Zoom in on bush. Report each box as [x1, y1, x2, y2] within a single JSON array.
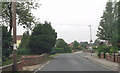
[[97, 45, 119, 58], [2, 25, 12, 62], [52, 48, 72, 53], [28, 22, 57, 55], [64, 48, 72, 53], [17, 48, 31, 55], [97, 45, 110, 58], [110, 46, 119, 54], [56, 39, 72, 53], [54, 48, 65, 53]]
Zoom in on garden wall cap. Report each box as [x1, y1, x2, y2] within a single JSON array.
[[106, 53, 109, 54]]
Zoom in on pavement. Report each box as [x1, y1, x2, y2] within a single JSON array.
[[35, 51, 112, 72], [83, 52, 118, 71]]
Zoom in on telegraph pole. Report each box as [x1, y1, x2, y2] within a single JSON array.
[[12, 2, 17, 71]]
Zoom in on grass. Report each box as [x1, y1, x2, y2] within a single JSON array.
[[49, 54, 57, 58], [2, 54, 29, 66], [2, 58, 12, 66], [2, 54, 56, 66], [0, 59, 2, 62], [2, 53, 59, 66]]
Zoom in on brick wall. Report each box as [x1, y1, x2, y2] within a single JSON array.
[[100, 52, 104, 59], [101, 52, 120, 63], [83, 49, 92, 53], [21, 54, 44, 66], [2, 53, 48, 71], [2, 62, 23, 71]]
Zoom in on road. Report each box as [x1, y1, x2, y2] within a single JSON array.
[[37, 51, 112, 71]]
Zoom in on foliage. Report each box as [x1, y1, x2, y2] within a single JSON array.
[[92, 46, 97, 50], [19, 31, 30, 49], [17, 48, 31, 55], [97, 1, 119, 46], [98, 45, 111, 53], [97, 45, 111, 58], [28, 21, 57, 55], [118, 1, 120, 48], [56, 39, 72, 53], [0, 25, 2, 58], [2, 57, 12, 66], [73, 41, 80, 49], [18, 31, 31, 55], [110, 46, 119, 54], [80, 42, 88, 49], [53, 48, 65, 53], [1, 2, 40, 33], [93, 39, 100, 46], [2, 25, 12, 61]]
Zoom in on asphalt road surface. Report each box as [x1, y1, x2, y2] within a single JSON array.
[[38, 51, 112, 71]]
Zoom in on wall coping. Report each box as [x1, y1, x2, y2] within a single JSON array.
[[2, 62, 21, 69]]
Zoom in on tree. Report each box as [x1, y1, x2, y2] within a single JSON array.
[[80, 42, 88, 49], [28, 21, 57, 55], [1, 2, 40, 34], [56, 39, 72, 53], [1, 25, 12, 61], [73, 40, 80, 49], [19, 31, 30, 49], [118, 1, 120, 48], [0, 25, 2, 61], [97, 0, 119, 46], [93, 39, 100, 46]]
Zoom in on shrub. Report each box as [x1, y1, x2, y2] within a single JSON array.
[[28, 22, 57, 55], [17, 48, 31, 55], [56, 39, 72, 53], [110, 46, 119, 54], [54, 48, 65, 53], [97, 45, 110, 58]]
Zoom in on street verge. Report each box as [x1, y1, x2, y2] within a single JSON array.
[[83, 53, 118, 71]]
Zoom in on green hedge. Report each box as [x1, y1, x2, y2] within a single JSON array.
[[17, 48, 31, 55], [53, 48, 72, 53], [97, 45, 119, 58]]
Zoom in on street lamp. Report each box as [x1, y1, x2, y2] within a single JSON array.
[[89, 25, 93, 56]]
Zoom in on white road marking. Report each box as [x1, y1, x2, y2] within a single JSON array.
[[34, 61, 50, 73]]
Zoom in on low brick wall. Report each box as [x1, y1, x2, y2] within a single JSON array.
[[100, 52, 104, 59], [101, 52, 120, 63], [2, 64, 13, 71], [105, 53, 109, 60], [2, 62, 23, 71], [21, 53, 48, 66], [83, 49, 92, 53], [21, 55, 44, 66], [2, 53, 48, 71]]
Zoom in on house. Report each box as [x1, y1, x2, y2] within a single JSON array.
[[16, 35, 22, 47], [68, 42, 73, 47], [100, 40, 112, 46], [86, 44, 90, 49]]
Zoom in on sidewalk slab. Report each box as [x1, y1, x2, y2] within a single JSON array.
[[83, 53, 118, 71]]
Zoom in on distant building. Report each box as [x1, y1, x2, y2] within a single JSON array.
[[100, 40, 112, 46], [68, 42, 73, 47], [16, 35, 22, 47], [86, 44, 90, 49]]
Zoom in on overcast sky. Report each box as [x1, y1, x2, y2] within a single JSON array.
[[17, 0, 108, 43]]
